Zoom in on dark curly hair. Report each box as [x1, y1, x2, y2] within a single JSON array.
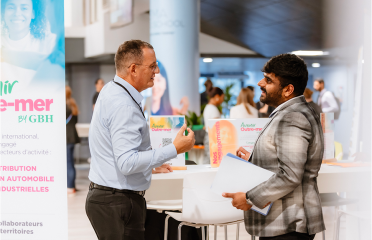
[[262, 53, 308, 96], [1, 0, 47, 39]]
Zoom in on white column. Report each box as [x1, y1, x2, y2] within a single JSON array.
[[150, 0, 200, 115]]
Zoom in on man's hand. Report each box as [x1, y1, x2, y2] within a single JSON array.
[[222, 192, 252, 211], [236, 147, 251, 161], [223, 192, 271, 210], [173, 124, 195, 154], [152, 164, 173, 174]]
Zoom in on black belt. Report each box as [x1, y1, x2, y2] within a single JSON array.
[[89, 182, 146, 197]]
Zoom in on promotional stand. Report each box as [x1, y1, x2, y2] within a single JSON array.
[[0, 1, 67, 239]]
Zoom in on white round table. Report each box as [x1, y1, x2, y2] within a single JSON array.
[[145, 164, 370, 201]]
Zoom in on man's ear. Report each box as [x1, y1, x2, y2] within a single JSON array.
[[129, 64, 136, 76], [284, 84, 295, 98]]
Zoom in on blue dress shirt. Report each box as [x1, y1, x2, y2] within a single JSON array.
[[88, 75, 177, 190]]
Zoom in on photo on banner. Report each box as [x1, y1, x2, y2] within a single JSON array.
[[1, 0, 67, 239], [151, 60, 189, 115], [1, 0, 65, 89]]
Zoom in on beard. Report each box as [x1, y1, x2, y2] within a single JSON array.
[[259, 87, 283, 107]]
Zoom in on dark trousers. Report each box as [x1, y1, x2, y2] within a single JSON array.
[[85, 187, 146, 240], [66, 143, 76, 188], [259, 232, 316, 240]]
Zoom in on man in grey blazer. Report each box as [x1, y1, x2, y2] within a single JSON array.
[[223, 54, 325, 240]]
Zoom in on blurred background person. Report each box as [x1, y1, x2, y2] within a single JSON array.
[[92, 78, 105, 110], [304, 88, 322, 116], [151, 61, 189, 115], [203, 87, 224, 163], [230, 88, 258, 118], [66, 86, 80, 194], [247, 86, 255, 96], [256, 101, 275, 118], [313, 78, 339, 114], [200, 78, 213, 108]]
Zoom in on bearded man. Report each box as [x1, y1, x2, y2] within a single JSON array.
[[224, 54, 325, 240]]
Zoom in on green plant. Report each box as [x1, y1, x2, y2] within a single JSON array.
[[185, 111, 203, 128], [223, 83, 235, 107]]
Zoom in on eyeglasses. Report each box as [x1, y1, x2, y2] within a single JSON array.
[[127, 62, 159, 72]]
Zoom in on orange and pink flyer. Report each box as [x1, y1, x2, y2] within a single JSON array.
[[208, 118, 269, 168]]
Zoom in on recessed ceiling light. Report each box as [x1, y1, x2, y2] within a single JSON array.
[[312, 63, 321, 68], [203, 58, 213, 63], [291, 51, 329, 56]]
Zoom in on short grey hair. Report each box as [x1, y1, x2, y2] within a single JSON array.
[[115, 40, 154, 72]]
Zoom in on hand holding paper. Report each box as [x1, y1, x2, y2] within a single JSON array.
[[222, 192, 271, 211], [236, 147, 251, 161], [222, 192, 252, 211], [211, 153, 275, 216]]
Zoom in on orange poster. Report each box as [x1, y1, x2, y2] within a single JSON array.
[[208, 119, 269, 168]]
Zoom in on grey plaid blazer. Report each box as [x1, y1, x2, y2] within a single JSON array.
[[245, 96, 325, 237]]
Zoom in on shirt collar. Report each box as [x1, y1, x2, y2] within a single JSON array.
[[114, 75, 144, 105], [320, 88, 327, 94], [269, 95, 304, 118]]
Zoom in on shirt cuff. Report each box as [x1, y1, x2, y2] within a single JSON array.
[[162, 143, 178, 160], [153, 143, 178, 168]]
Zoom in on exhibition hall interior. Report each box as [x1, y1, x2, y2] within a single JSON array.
[[0, 0, 370, 239], [62, 0, 371, 239]]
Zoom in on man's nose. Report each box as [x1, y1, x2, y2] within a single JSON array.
[[154, 67, 160, 74], [257, 78, 265, 87]]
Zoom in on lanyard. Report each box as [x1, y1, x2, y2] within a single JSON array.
[[113, 80, 145, 119]]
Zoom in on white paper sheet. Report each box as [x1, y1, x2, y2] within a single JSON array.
[[211, 153, 275, 216]]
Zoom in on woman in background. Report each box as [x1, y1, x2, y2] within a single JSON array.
[[66, 86, 80, 194], [151, 61, 189, 115], [203, 87, 224, 164], [230, 88, 258, 118]]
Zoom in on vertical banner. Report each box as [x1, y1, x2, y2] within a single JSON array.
[[0, 0, 67, 239], [150, 0, 200, 115], [349, 47, 363, 158]]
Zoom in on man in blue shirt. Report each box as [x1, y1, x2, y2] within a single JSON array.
[[86, 40, 195, 240]]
